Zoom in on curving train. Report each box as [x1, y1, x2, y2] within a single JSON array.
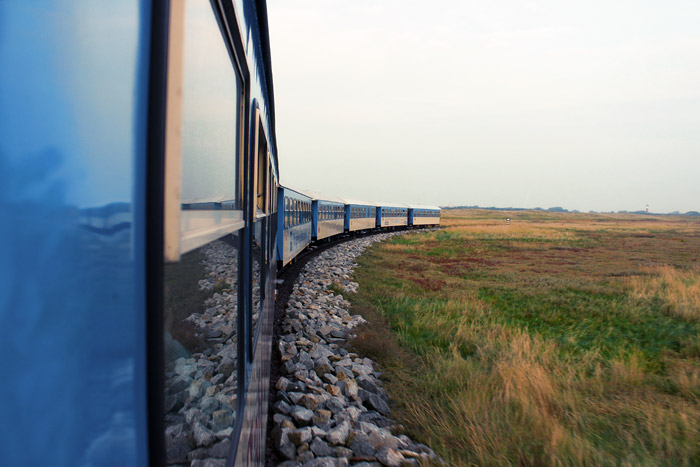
[[277, 186, 440, 267], [0, 0, 438, 466]]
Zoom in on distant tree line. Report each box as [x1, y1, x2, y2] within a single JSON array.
[[442, 205, 700, 217]]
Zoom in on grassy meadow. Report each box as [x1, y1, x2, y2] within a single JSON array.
[[346, 210, 700, 466]]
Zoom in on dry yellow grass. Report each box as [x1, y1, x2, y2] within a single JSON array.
[[628, 266, 700, 321], [348, 209, 700, 466]]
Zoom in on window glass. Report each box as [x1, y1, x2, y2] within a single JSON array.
[[252, 218, 265, 341], [180, 0, 240, 207], [163, 232, 241, 464], [164, 3, 242, 460], [256, 127, 267, 213]]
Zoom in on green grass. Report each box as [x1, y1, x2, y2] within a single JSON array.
[[347, 211, 700, 466]]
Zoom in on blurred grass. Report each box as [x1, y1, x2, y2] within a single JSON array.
[[348, 210, 700, 466]]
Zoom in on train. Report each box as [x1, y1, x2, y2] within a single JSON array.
[[0, 1, 439, 466], [277, 187, 440, 267]]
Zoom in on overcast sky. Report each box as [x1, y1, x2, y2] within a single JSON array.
[[267, 0, 700, 213]]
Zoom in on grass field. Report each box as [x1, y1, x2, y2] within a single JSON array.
[[346, 210, 700, 466]]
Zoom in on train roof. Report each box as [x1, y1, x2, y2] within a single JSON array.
[[281, 185, 313, 199], [406, 203, 442, 210], [285, 189, 441, 211], [375, 202, 411, 209], [295, 189, 346, 204], [335, 196, 381, 207]]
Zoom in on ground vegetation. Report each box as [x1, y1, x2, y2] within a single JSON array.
[[348, 210, 700, 466]]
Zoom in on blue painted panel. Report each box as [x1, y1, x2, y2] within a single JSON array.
[[0, 2, 150, 465], [311, 200, 319, 239], [277, 187, 312, 264], [277, 189, 286, 262]]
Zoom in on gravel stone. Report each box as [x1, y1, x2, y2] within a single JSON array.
[[270, 232, 443, 465]]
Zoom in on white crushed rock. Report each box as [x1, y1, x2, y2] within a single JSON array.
[[272, 233, 444, 466]]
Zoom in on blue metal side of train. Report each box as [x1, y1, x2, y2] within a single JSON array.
[[1, 0, 280, 465], [303, 191, 345, 241], [276, 190, 441, 267], [0, 1, 440, 466], [341, 198, 378, 232], [408, 205, 442, 226], [277, 186, 312, 266]]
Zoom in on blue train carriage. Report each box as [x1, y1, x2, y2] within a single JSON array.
[[378, 203, 410, 228], [408, 204, 442, 227], [339, 198, 379, 232], [298, 190, 346, 241], [1, 0, 279, 465], [277, 186, 313, 266]]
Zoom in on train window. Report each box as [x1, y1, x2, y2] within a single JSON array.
[[163, 2, 244, 460], [165, 0, 245, 260], [163, 230, 242, 464], [268, 163, 274, 214], [285, 197, 290, 228], [251, 217, 265, 346], [255, 119, 268, 214]]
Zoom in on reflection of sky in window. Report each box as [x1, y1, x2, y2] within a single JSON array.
[[0, 2, 140, 208], [0, 2, 148, 466], [181, 0, 240, 204]]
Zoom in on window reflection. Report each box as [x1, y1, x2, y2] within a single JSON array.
[[163, 232, 240, 464], [180, 0, 240, 207], [251, 219, 265, 340]]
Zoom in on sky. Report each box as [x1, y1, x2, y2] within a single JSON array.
[[267, 0, 700, 213]]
